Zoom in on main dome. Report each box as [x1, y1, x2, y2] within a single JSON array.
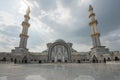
[[55, 39, 65, 43]]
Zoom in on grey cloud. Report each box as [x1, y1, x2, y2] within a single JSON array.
[[29, 0, 120, 48], [0, 25, 20, 37], [30, 0, 57, 16], [91, 0, 120, 36], [1, 0, 118, 52]]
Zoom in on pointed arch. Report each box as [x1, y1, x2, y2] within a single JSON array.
[[115, 56, 119, 61], [92, 55, 98, 63], [22, 56, 28, 63], [104, 58, 106, 63], [14, 58, 17, 64], [2, 57, 6, 61], [11, 58, 13, 62], [107, 57, 111, 61], [48, 42, 71, 62]]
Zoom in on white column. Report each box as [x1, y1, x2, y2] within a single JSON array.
[[19, 7, 30, 49], [54, 56, 57, 62], [92, 37, 95, 47], [96, 36, 101, 46], [62, 56, 65, 62]]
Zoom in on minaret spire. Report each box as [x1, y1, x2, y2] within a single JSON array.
[[88, 5, 101, 47], [19, 6, 30, 48], [26, 6, 30, 15]]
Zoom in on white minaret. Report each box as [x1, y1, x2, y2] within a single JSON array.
[[89, 5, 101, 47], [19, 6, 30, 48]]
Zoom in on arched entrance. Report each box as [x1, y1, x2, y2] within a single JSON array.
[[11, 58, 13, 62], [115, 56, 119, 61], [77, 60, 81, 63], [48, 41, 72, 63], [92, 55, 98, 63], [22, 56, 28, 63], [2, 57, 6, 61], [104, 58, 106, 63], [107, 57, 111, 61], [14, 58, 17, 64], [39, 60, 41, 63]]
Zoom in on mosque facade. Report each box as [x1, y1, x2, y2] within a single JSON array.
[[0, 5, 120, 64]]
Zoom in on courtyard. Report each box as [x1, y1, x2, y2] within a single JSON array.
[[0, 63, 120, 80]]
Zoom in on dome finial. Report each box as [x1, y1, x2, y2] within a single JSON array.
[[89, 5, 93, 11], [26, 6, 30, 15]]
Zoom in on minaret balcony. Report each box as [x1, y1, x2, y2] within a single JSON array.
[[89, 20, 98, 26], [20, 34, 29, 38], [24, 15, 30, 19], [91, 33, 100, 37], [89, 5, 93, 11], [89, 13, 95, 18], [22, 21, 30, 27]]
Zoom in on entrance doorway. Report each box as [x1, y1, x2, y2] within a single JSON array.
[[92, 55, 98, 63], [57, 59, 62, 62], [22, 56, 28, 63], [48, 40, 71, 63], [104, 58, 106, 63], [115, 57, 119, 61], [14, 58, 17, 64]]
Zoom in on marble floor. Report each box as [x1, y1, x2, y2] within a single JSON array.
[[0, 63, 120, 80]]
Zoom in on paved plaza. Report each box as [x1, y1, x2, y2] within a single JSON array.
[[0, 63, 120, 80]]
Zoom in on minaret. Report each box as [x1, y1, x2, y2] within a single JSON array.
[[89, 5, 101, 47], [19, 6, 30, 49]]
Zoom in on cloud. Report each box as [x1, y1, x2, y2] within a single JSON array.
[[28, 0, 120, 52], [101, 28, 120, 51], [91, 0, 120, 35], [0, 10, 20, 52], [0, 0, 120, 52], [0, 11, 17, 26], [0, 32, 19, 52], [48, 0, 72, 25]]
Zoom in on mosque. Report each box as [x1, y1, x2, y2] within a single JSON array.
[[0, 5, 120, 63]]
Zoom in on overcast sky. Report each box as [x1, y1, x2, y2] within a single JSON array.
[[0, 0, 120, 52]]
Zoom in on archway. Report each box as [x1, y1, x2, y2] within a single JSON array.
[[65, 60, 67, 63], [52, 60, 54, 63], [57, 59, 62, 62], [115, 57, 119, 61], [2, 57, 6, 61], [14, 58, 17, 64], [104, 58, 106, 63], [107, 57, 111, 61], [22, 56, 28, 63], [77, 60, 81, 63], [11, 58, 13, 62], [92, 55, 98, 63], [48, 42, 71, 63], [39, 60, 41, 63]]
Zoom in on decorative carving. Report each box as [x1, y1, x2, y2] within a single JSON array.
[[47, 39, 72, 62]]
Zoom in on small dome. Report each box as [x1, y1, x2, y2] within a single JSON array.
[[55, 39, 65, 43]]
